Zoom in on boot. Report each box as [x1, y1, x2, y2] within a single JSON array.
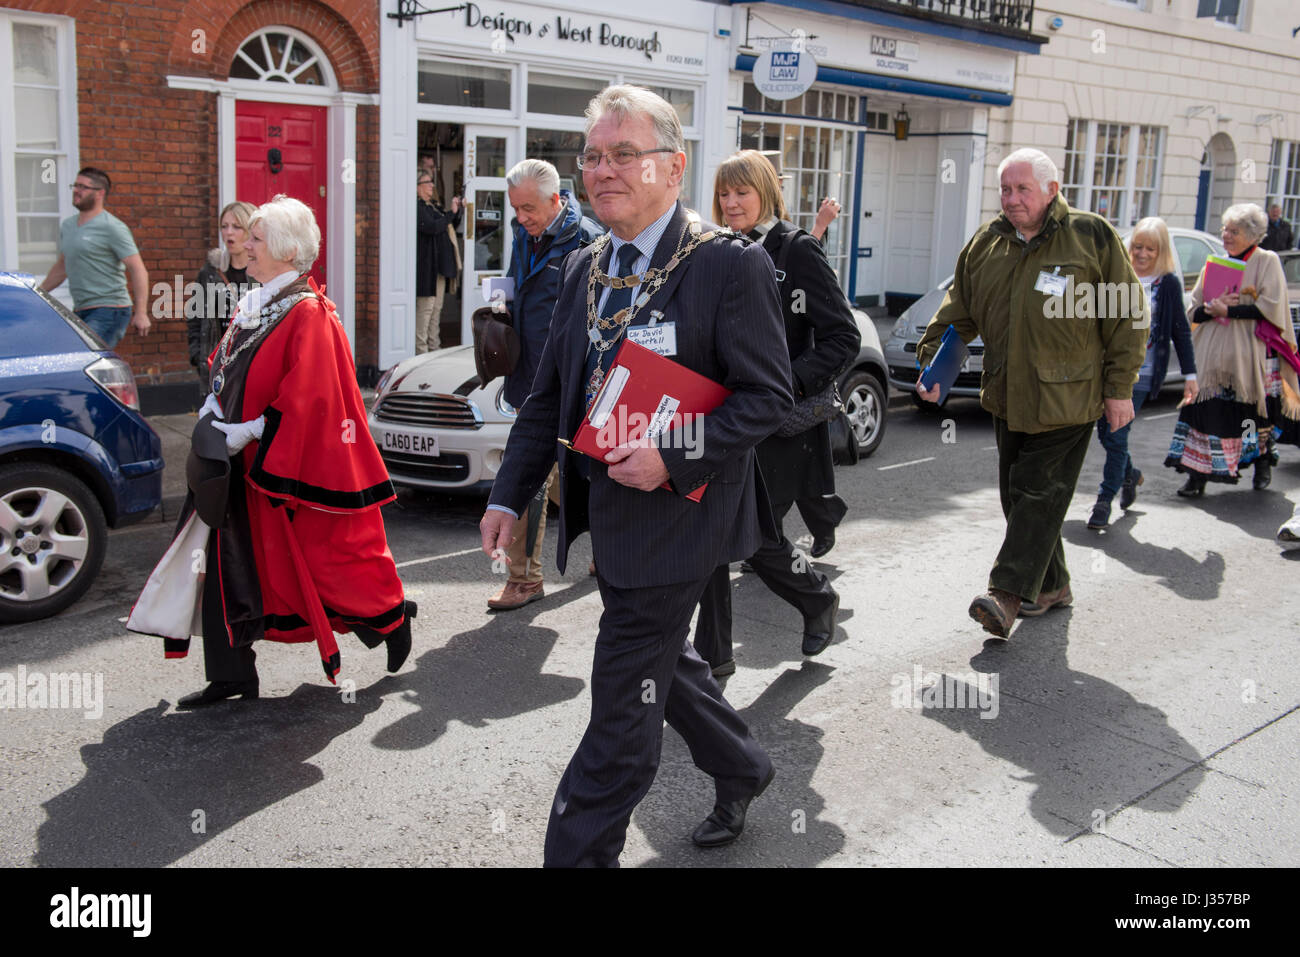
[[1253, 446, 1273, 489], [1177, 473, 1207, 498], [1087, 497, 1112, 529]]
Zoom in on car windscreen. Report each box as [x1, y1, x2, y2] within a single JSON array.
[[0, 279, 103, 358], [1280, 255, 1300, 287]]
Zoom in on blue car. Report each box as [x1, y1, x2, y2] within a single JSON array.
[[0, 273, 163, 622]]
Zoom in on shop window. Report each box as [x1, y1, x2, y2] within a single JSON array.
[[528, 73, 607, 117], [231, 30, 327, 86], [1062, 118, 1164, 227], [2, 15, 72, 277], [648, 86, 695, 128], [1267, 140, 1300, 230], [739, 114, 855, 288], [419, 60, 510, 110]]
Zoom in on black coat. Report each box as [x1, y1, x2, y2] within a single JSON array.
[[488, 203, 793, 588], [503, 190, 603, 410], [416, 201, 462, 296], [1143, 271, 1196, 394], [753, 221, 861, 506], [1263, 217, 1294, 253]]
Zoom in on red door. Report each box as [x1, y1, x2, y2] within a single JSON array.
[[235, 101, 328, 289]]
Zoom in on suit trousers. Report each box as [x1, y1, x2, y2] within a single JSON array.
[[200, 543, 257, 682], [692, 499, 834, 668], [543, 571, 773, 867], [989, 416, 1094, 602]]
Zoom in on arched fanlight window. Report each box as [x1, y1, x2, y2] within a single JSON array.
[[230, 28, 333, 87]]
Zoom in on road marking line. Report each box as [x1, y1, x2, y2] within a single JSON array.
[[396, 546, 484, 568], [982, 445, 998, 451], [878, 457, 936, 471], [1143, 412, 1178, 420]]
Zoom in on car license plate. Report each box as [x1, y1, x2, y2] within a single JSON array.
[[381, 428, 439, 458], [962, 354, 982, 374]]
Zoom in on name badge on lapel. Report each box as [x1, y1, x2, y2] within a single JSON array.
[[627, 321, 677, 356], [1034, 267, 1069, 297]]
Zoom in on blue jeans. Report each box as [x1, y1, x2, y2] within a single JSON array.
[[75, 305, 131, 348], [1095, 388, 1149, 500]]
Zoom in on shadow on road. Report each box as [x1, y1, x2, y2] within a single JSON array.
[[1061, 512, 1225, 601], [370, 578, 592, 751], [34, 682, 386, 867], [919, 609, 1206, 840], [635, 660, 846, 866]]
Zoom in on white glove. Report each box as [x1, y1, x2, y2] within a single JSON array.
[[1277, 503, 1300, 551], [199, 392, 224, 421], [212, 415, 265, 454]]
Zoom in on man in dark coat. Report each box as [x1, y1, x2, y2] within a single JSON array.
[[1263, 204, 1294, 252], [488, 160, 602, 612], [415, 169, 462, 352], [479, 85, 791, 866]]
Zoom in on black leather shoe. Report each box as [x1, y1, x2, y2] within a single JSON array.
[[691, 765, 776, 848], [1253, 456, 1272, 490], [711, 659, 736, 678], [801, 589, 840, 656], [1177, 474, 1207, 498], [1119, 468, 1143, 509], [810, 530, 835, 559], [177, 679, 258, 709]]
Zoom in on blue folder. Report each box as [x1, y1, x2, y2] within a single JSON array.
[[918, 325, 969, 404]]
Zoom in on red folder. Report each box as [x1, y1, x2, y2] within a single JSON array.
[[563, 339, 731, 502]]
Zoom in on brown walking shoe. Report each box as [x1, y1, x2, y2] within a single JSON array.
[[487, 580, 544, 611], [968, 588, 1022, 639], [1018, 584, 1073, 618]]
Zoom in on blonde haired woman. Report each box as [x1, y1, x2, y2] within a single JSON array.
[[1088, 217, 1197, 527], [694, 150, 860, 672], [1166, 203, 1299, 495], [189, 200, 258, 390]]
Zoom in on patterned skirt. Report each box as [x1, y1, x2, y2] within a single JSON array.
[[1265, 356, 1300, 447], [1164, 383, 1268, 483]]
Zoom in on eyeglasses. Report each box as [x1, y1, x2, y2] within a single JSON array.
[[71, 183, 105, 192], [576, 148, 674, 171]]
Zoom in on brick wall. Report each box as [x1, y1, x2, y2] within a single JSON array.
[[13, 0, 380, 388]]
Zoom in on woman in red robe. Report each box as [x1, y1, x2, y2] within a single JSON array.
[[130, 195, 413, 707]]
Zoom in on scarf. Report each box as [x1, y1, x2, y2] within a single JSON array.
[[1188, 246, 1298, 417]]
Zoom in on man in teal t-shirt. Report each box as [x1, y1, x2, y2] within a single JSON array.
[[39, 167, 150, 348]]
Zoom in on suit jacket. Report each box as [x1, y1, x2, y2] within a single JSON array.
[[755, 221, 861, 505], [488, 202, 793, 589]]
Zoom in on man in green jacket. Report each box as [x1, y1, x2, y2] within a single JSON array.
[[917, 148, 1146, 638]]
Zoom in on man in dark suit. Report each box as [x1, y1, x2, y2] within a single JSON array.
[[1263, 203, 1294, 252], [479, 85, 792, 867]]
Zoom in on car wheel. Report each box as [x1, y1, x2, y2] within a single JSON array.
[[0, 463, 107, 624], [841, 370, 887, 458]]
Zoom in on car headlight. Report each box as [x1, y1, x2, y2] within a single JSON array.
[[889, 319, 909, 339], [374, 366, 395, 398], [496, 384, 518, 419]]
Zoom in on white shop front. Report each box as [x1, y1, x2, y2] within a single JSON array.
[[726, 2, 1040, 308], [378, 0, 732, 366]]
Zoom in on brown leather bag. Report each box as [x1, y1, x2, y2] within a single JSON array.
[[471, 305, 519, 386]]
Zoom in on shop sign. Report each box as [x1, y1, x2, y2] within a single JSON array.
[[421, 1, 709, 72], [751, 46, 818, 101]]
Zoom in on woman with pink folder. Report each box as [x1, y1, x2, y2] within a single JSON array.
[[1165, 203, 1299, 494]]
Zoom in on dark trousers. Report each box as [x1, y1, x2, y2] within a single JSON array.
[[200, 547, 257, 682], [795, 493, 847, 540], [544, 573, 772, 867], [990, 417, 1094, 602], [692, 500, 834, 668]]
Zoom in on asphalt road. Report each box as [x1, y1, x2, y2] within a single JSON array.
[[2, 382, 1298, 868]]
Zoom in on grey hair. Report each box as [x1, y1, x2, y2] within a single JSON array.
[[247, 194, 321, 274], [1221, 203, 1268, 243], [583, 84, 685, 154], [998, 148, 1060, 194], [506, 159, 561, 198]]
